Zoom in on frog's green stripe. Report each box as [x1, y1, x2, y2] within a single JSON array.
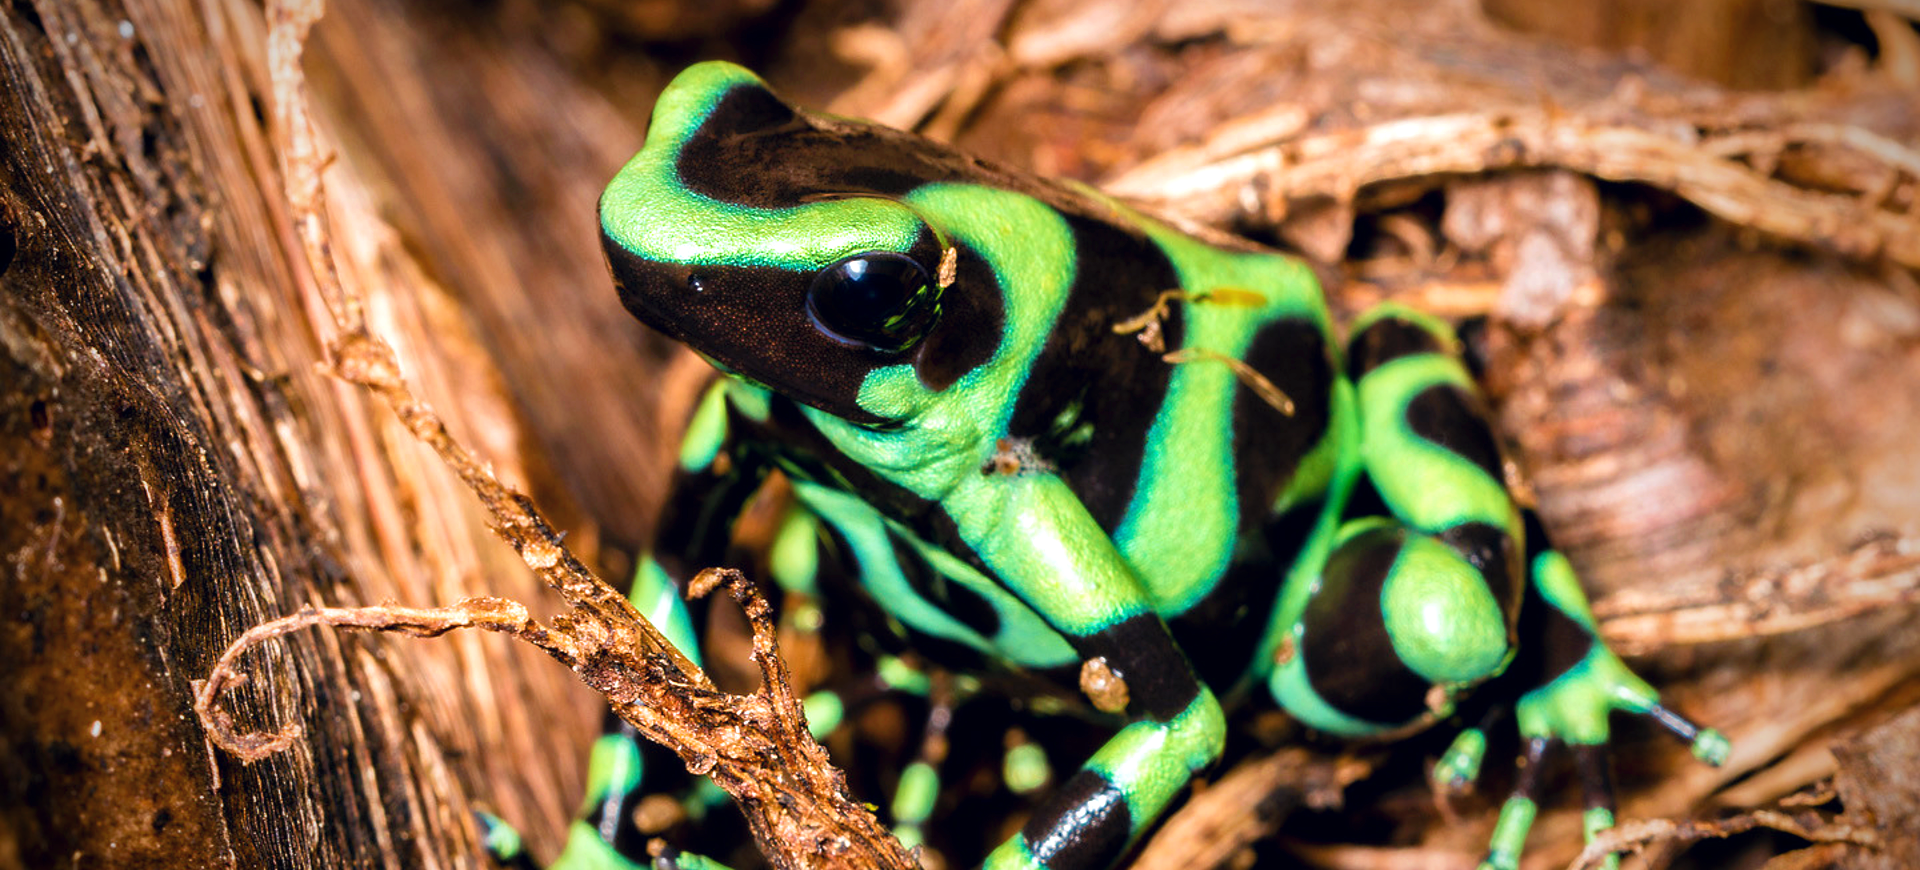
[[678, 380, 732, 472], [1379, 533, 1509, 685], [1117, 216, 1334, 615], [768, 507, 822, 597], [631, 555, 701, 668], [579, 733, 644, 814], [1356, 354, 1516, 536], [985, 692, 1224, 870], [942, 472, 1150, 636], [790, 480, 1077, 668]]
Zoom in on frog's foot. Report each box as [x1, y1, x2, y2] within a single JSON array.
[[1476, 551, 1729, 870], [476, 810, 541, 870]]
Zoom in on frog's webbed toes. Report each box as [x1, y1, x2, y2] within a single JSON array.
[[1473, 669, 1727, 870]]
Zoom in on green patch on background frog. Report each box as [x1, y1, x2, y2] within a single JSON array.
[[488, 61, 1728, 870]]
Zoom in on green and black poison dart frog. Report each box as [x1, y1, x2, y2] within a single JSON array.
[[490, 61, 1731, 870]]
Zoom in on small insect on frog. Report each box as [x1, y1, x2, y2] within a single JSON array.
[[489, 61, 1729, 870]]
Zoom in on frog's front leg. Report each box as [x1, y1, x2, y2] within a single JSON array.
[[953, 472, 1226, 870], [525, 378, 773, 870]]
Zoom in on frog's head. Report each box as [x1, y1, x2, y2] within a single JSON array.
[[600, 62, 1012, 428]]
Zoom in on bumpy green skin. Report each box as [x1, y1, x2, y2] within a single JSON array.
[[511, 61, 1726, 870]]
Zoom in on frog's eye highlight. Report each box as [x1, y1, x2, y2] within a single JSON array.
[[806, 252, 940, 354]]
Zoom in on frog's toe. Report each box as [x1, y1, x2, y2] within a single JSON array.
[[1433, 726, 1489, 794], [1476, 684, 1724, 869], [475, 810, 540, 870], [1646, 702, 1730, 766]]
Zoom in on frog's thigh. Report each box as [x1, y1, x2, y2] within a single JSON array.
[[1276, 521, 1512, 734]]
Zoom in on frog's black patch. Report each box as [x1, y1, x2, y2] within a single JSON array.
[[676, 85, 1039, 209], [1438, 521, 1521, 619], [699, 82, 801, 139], [750, 397, 940, 523], [1233, 317, 1335, 528], [1007, 215, 1183, 532], [1169, 502, 1320, 686], [1022, 769, 1132, 870], [1404, 384, 1505, 483], [910, 241, 1004, 392], [887, 528, 1004, 641], [607, 252, 873, 422], [608, 228, 959, 426], [1532, 590, 1597, 685], [1299, 526, 1432, 726], [651, 461, 773, 581], [676, 85, 916, 206], [1075, 612, 1203, 723], [812, 520, 996, 673], [1345, 314, 1446, 382], [1339, 469, 1391, 524]]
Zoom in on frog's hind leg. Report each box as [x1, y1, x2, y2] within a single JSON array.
[[1478, 528, 1729, 870], [1268, 304, 1526, 736]]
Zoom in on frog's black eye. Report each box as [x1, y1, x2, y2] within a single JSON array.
[[806, 252, 940, 354]]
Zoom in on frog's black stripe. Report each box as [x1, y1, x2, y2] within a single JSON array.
[[1021, 769, 1132, 870], [1533, 590, 1596, 684], [1405, 384, 1505, 483], [1007, 216, 1183, 530], [1300, 527, 1432, 725], [886, 527, 1004, 641], [1437, 521, 1522, 619], [911, 238, 1005, 391], [1233, 318, 1335, 529], [1345, 316, 1447, 382], [1074, 613, 1204, 722], [650, 458, 771, 581], [1170, 502, 1320, 686], [677, 84, 944, 205]]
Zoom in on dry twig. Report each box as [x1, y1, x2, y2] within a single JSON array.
[[1565, 810, 1880, 870], [1107, 112, 1920, 269], [192, 1, 914, 867]]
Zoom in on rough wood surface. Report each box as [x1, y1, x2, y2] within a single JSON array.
[[2, 0, 1916, 869]]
